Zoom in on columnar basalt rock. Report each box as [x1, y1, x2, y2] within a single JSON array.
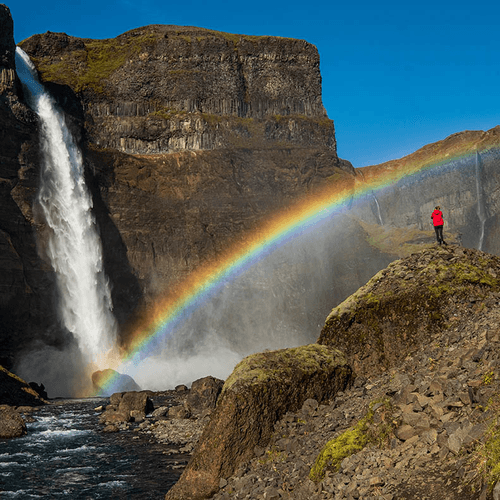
[[19, 26, 337, 155]]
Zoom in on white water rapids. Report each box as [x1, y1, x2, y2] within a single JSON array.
[[15, 48, 118, 370]]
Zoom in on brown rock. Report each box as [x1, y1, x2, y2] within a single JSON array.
[[395, 424, 417, 441], [99, 409, 131, 424], [186, 376, 224, 414], [0, 408, 27, 438], [165, 344, 352, 500]]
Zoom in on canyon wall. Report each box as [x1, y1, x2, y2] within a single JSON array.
[[0, 4, 65, 369], [2, 8, 359, 370], [2, 4, 500, 381]]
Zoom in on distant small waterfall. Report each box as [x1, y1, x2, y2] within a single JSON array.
[[372, 192, 383, 225], [15, 48, 118, 368], [475, 150, 487, 251]]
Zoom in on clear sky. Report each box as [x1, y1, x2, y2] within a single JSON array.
[[7, 0, 500, 167]]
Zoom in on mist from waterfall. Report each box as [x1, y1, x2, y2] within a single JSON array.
[[475, 150, 487, 251], [15, 48, 118, 375]]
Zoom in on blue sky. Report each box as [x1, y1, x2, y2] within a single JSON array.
[[7, 0, 500, 167]]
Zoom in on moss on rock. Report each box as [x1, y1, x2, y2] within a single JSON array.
[[310, 398, 396, 482], [318, 246, 500, 377]]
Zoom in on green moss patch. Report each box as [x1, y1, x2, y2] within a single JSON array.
[[221, 344, 347, 397], [310, 399, 396, 482], [30, 32, 161, 93]]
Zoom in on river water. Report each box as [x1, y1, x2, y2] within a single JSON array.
[[0, 399, 184, 499]]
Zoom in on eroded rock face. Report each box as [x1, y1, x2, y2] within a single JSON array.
[[165, 344, 353, 500], [185, 376, 224, 415]]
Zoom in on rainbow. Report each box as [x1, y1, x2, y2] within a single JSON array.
[[94, 130, 500, 396]]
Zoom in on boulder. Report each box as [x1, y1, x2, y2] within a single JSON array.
[[0, 408, 27, 438], [99, 390, 154, 424], [185, 376, 224, 415], [99, 409, 131, 424], [168, 405, 191, 420], [165, 343, 352, 500], [92, 369, 141, 396]]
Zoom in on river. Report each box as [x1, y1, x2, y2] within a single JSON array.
[[0, 398, 185, 499]]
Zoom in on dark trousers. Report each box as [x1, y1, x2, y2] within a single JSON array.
[[434, 225, 444, 243]]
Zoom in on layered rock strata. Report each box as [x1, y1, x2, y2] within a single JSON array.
[[19, 26, 335, 154]]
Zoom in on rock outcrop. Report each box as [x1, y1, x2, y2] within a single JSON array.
[[318, 245, 500, 377], [0, 364, 46, 406], [91, 368, 142, 396], [165, 344, 352, 499]]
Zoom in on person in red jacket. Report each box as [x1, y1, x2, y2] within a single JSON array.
[[431, 205, 447, 245]]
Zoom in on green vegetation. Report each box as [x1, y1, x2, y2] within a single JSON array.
[[427, 260, 499, 299], [31, 32, 161, 93], [470, 397, 500, 492], [221, 344, 346, 397], [149, 107, 187, 121], [310, 399, 396, 482]]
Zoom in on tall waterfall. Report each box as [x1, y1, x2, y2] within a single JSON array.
[[475, 150, 487, 251], [15, 48, 118, 369]]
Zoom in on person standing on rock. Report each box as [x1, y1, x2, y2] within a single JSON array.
[[431, 205, 447, 245]]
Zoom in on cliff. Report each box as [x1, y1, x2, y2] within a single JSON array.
[[2, 6, 358, 376], [19, 26, 336, 155]]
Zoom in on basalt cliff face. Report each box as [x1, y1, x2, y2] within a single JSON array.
[[19, 25, 335, 154], [15, 22, 355, 322]]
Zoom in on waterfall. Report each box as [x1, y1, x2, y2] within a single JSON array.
[[15, 48, 118, 369], [475, 150, 486, 251], [372, 191, 383, 225]]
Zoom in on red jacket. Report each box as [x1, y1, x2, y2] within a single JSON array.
[[431, 209, 444, 226]]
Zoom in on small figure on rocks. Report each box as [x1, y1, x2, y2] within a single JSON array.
[[431, 205, 447, 245]]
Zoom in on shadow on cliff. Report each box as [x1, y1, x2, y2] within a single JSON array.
[[84, 150, 144, 335]]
